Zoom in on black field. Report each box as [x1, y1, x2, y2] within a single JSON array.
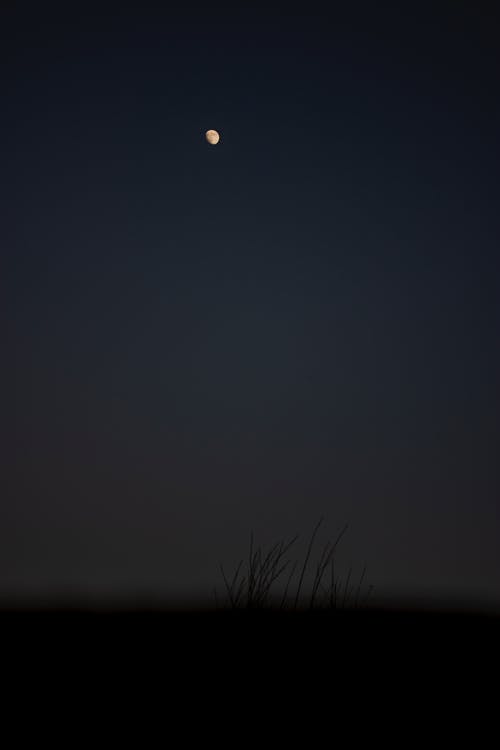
[[3, 602, 496, 729]]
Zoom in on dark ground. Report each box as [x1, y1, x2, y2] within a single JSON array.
[[2, 603, 496, 735], [3, 601, 497, 660]]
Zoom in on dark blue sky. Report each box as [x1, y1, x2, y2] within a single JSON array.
[[2, 2, 499, 606]]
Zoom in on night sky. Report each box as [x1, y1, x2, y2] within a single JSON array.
[[2, 2, 499, 607]]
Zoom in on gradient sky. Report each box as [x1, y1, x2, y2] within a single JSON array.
[[2, 2, 499, 606]]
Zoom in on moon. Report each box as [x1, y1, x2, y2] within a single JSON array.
[[205, 129, 220, 145]]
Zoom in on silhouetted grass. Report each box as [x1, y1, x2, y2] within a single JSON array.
[[215, 517, 373, 611]]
